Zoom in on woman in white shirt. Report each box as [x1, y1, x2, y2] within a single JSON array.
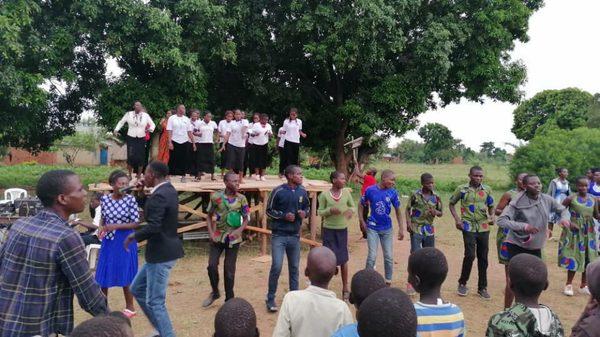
[[282, 107, 307, 169], [220, 109, 249, 183], [190, 110, 218, 181], [249, 113, 273, 181], [167, 104, 195, 177], [114, 101, 156, 179], [245, 112, 261, 178], [277, 127, 286, 178], [218, 111, 234, 178]]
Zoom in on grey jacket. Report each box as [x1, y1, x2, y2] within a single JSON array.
[[497, 191, 569, 250]]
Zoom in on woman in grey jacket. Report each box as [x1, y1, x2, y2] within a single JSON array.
[[497, 174, 571, 260]]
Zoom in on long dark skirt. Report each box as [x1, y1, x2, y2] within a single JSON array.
[[278, 146, 285, 175], [226, 143, 245, 173], [169, 142, 189, 176], [252, 144, 269, 170], [219, 142, 227, 169], [193, 143, 215, 175], [244, 144, 254, 176], [126, 136, 146, 168], [322, 228, 349, 266], [283, 140, 300, 167]]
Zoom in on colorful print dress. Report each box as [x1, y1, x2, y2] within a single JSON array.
[[496, 189, 518, 265], [558, 196, 598, 273]]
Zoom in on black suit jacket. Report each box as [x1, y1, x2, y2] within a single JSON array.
[[135, 182, 184, 263]]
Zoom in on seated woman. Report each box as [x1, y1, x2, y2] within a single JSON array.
[[96, 170, 140, 318]]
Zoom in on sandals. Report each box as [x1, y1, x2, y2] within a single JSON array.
[[122, 309, 137, 319]]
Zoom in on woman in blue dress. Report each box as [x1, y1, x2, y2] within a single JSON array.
[[96, 170, 140, 318]]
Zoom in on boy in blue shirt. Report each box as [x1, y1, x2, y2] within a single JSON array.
[[358, 169, 406, 284]]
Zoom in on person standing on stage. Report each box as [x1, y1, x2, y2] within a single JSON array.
[[276, 126, 286, 178], [167, 104, 195, 178], [218, 110, 234, 178], [281, 108, 307, 168], [265, 165, 310, 313], [449, 166, 495, 300], [202, 172, 250, 307], [249, 113, 273, 181], [245, 112, 261, 179], [114, 101, 156, 179], [221, 109, 249, 184], [157, 110, 173, 164], [125, 161, 184, 337], [191, 110, 218, 181]]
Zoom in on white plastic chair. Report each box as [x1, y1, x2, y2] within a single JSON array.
[[0, 188, 28, 205], [86, 244, 101, 270]]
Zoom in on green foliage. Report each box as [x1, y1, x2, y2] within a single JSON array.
[[512, 88, 596, 141], [51, 132, 103, 166], [509, 127, 600, 186], [479, 141, 508, 162], [392, 139, 426, 163], [587, 94, 600, 128], [418, 123, 456, 163]]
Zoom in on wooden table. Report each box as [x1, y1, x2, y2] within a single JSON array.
[[89, 175, 331, 255]]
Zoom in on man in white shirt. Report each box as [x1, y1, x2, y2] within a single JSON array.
[[272, 246, 353, 337], [114, 101, 156, 179]]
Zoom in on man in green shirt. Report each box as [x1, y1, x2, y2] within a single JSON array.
[[203, 172, 249, 307], [449, 166, 495, 300]]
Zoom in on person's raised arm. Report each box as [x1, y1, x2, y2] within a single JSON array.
[[58, 231, 108, 316]]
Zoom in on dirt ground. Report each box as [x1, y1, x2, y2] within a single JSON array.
[[74, 201, 590, 337]]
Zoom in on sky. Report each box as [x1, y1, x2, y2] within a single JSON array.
[[391, 0, 600, 152]]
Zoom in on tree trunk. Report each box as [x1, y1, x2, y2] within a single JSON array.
[[332, 120, 352, 176]]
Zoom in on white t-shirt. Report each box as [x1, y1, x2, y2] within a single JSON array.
[[529, 306, 553, 335], [190, 120, 217, 144], [249, 122, 272, 146], [218, 120, 232, 143], [227, 119, 249, 148], [283, 118, 302, 143], [167, 115, 191, 144], [277, 127, 286, 148], [114, 111, 156, 138]]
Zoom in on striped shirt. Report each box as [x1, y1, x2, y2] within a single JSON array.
[[0, 210, 108, 337], [415, 301, 465, 337]]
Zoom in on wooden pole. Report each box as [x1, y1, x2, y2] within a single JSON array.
[[309, 191, 318, 241], [246, 225, 321, 247], [260, 190, 268, 255]]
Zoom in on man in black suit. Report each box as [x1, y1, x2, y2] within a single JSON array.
[[125, 161, 184, 337]]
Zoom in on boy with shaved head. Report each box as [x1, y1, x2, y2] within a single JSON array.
[[272, 247, 353, 337]]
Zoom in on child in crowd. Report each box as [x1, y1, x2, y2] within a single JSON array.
[[72, 192, 103, 246], [214, 298, 259, 337], [332, 269, 388, 337], [358, 169, 406, 285], [559, 176, 599, 296], [357, 287, 417, 337], [406, 173, 443, 252], [571, 259, 600, 337], [318, 171, 355, 300], [449, 166, 495, 299], [272, 247, 353, 337], [69, 312, 133, 337], [408, 248, 465, 337], [356, 167, 378, 238], [486, 254, 564, 337]]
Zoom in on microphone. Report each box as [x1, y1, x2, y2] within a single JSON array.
[[118, 186, 136, 194]]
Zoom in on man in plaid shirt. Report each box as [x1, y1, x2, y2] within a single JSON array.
[[0, 170, 108, 337]]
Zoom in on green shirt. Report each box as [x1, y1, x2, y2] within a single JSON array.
[[449, 183, 494, 232], [486, 303, 564, 337], [407, 189, 442, 236], [317, 189, 356, 230], [207, 191, 249, 244]]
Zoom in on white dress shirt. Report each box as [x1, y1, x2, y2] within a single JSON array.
[[167, 115, 192, 144], [114, 111, 156, 138], [272, 286, 354, 337], [226, 119, 249, 148], [282, 118, 302, 143], [218, 120, 232, 143], [190, 120, 217, 144], [249, 122, 272, 146]]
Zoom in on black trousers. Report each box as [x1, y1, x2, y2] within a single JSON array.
[[505, 242, 542, 260], [458, 231, 489, 290], [283, 140, 300, 168], [207, 242, 240, 300], [278, 146, 285, 174], [169, 142, 189, 176]]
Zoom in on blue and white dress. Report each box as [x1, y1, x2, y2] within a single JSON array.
[[95, 194, 139, 288]]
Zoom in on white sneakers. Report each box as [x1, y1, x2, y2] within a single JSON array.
[[580, 285, 591, 295], [564, 284, 592, 296]]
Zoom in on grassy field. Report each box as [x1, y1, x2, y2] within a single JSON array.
[[0, 163, 115, 189]]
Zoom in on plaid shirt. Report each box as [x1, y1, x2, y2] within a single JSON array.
[[0, 210, 108, 337]]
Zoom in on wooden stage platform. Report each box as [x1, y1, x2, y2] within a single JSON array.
[[88, 175, 331, 255]]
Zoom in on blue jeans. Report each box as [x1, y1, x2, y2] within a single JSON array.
[[365, 227, 394, 282], [131, 260, 177, 337], [410, 233, 435, 253], [267, 234, 300, 303]]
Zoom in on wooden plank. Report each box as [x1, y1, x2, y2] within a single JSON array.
[[309, 191, 318, 241], [248, 202, 263, 214], [245, 225, 321, 247], [177, 221, 207, 233], [179, 204, 206, 218]]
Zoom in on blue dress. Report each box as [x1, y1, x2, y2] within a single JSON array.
[[95, 194, 139, 288]]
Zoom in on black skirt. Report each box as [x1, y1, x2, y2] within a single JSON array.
[[195, 143, 215, 174], [284, 140, 300, 167], [322, 228, 349, 266], [169, 142, 189, 176], [278, 146, 285, 174], [252, 144, 269, 170], [126, 136, 146, 168], [218, 142, 227, 169], [226, 143, 245, 173]]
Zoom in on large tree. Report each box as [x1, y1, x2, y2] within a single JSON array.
[[512, 88, 597, 141], [209, 0, 543, 171], [418, 123, 456, 164]]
